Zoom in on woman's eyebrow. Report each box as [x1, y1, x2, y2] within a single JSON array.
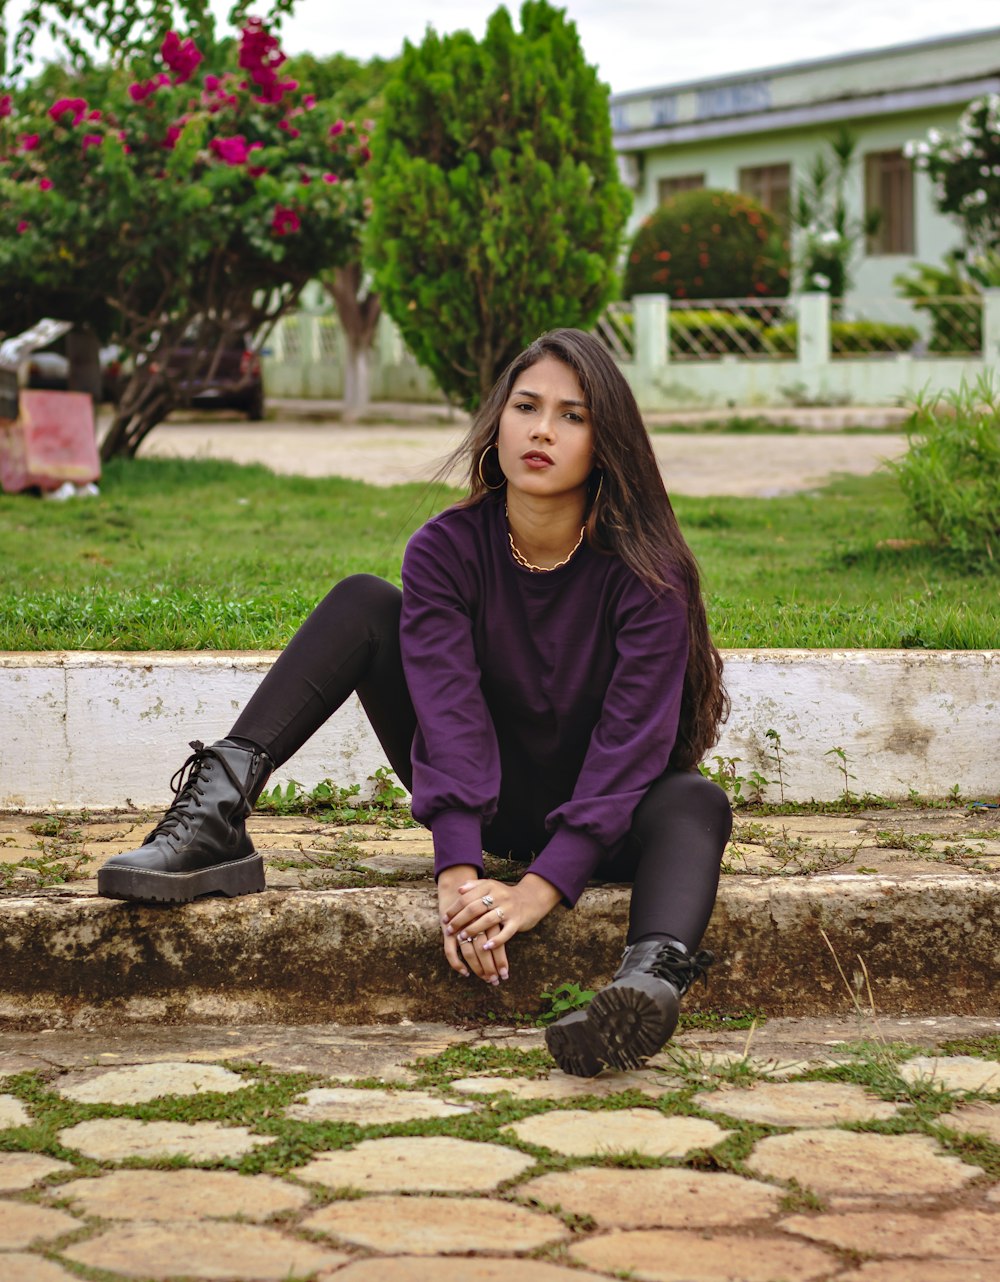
[[511, 387, 589, 409]]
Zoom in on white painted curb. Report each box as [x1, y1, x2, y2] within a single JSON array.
[[1, 650, 997, 809]]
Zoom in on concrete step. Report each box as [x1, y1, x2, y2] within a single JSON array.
[[2, 808, 998, 1029]]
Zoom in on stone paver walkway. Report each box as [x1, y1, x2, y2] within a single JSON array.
[[0, 1016, 998, 1281]]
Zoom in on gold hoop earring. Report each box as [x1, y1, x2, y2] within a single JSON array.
[[477, 444, 505, 491], [591, 471, 604, 507]]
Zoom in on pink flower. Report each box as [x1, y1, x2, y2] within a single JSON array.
[[88, 109, 102, 121], [322, 172, 338, 183], [19, 134, 40, 151], [38, 177, 53, 190], [129, 81, 158, 103], [17, 220, 29, 234], [48, 97, 88, 125], [300, 173, 311, 184], [161, 31, 203, 84], [271, 204, 300, 236], [239, 17, 292, 104], [162, 124, 183, 150], [277, 119, 300, 138], [204, 74, 221, 91], [248, 165, 267, 178], [1, 94, 14, 118], [303, 94, 316, 109], [329, 119, 345, 137], [210, 134, 251, 165], [82, 133, 103, 152]]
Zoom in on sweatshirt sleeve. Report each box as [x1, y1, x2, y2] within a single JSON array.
[[528, 573, 691, 906], [399, 519, 499, 879]]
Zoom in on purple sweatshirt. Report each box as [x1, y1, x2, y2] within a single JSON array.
[[399, 494, 690, 906]]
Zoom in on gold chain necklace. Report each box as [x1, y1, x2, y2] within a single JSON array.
[[505, 505, 585, 573]]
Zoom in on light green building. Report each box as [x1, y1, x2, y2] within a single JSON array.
[[610, 26, 1000, 310]]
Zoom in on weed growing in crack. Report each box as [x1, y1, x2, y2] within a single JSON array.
[[825, 745, 857, 801], [256, 766, 416, 827], [764, 728, 787, 804], [535, 982, 596, 1027]]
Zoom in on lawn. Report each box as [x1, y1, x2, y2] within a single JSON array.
[[1, 455, 996, 649]]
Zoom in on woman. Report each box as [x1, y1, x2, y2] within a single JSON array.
[[98, 328, 732, 1077]]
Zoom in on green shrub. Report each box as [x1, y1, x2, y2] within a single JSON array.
[[889, 377, 1000, 564], [670, 309, 766, 356], [624, 188, 789, 300], [762, 319, 919, 355], [893, 256, 982, 353]]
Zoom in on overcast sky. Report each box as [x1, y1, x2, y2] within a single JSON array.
[[7, 0, 1000, 94]]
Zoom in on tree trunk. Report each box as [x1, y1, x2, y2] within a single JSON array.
[[67, 328, 102, 402], [323, 261, 381, 423], [99, 368, 175, 461], [343, 339, 371, 420]]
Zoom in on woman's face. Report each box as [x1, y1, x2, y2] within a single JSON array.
[[496, 355, 595, 503]]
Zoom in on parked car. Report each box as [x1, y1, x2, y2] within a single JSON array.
[[163, 329, 265, 421]]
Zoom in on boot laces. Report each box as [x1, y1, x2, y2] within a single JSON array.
[[648, 944, 715, 995], [144, 741, 251, 846]]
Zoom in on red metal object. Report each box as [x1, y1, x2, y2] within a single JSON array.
[[0, 389, 101, 494]]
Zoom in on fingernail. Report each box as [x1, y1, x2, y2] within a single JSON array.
[[490, 977, 500, 986], [460, 969, 469, 977], [500, 967, 509, 980], [444, 926, 454, 935], [482, 941, 493, 950]]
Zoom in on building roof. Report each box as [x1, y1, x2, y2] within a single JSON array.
[[612, 25, 1000, 151]]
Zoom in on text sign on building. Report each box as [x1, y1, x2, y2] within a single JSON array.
[[615, 77, 773, 134]]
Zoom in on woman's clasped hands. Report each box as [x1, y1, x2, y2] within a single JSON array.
[[437, 869, 561, 986]]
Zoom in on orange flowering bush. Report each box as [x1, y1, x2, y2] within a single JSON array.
[[623, 188, 789, 300]]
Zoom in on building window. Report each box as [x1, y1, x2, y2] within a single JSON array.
[[658, 173, 705, 203], [865, 150, 914, 255], [738, 163, 791, 223]]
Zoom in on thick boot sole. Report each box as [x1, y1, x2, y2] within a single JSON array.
[[97, 852, 266, 904], [545, 1009, 607, 1078], [545, 976, 680, 1078]]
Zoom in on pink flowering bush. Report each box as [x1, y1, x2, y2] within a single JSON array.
[[0, 20, 369, 458]]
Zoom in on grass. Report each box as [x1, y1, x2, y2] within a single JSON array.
[[0, 456, 997, 649]]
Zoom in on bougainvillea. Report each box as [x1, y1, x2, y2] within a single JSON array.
[[906, 95, 1000, 259], [623, 188, 789, 300], [0, 20, 369, 458]]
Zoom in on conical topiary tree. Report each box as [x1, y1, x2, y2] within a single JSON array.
[[624, 188, 789, 300], [366, 1, 630, 410]]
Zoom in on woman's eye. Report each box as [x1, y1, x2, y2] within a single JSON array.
[[514, 402, 534, 412]]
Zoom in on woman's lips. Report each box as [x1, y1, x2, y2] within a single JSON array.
[[522, 451, 554, 468]]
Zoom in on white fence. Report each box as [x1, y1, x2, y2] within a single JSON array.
[[616, 290, 999, 411], [262, 290, 1000, 411]]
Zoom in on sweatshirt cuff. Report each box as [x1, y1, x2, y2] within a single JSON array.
[[431, 808, 485, 880], [528, 827, 606, 908]]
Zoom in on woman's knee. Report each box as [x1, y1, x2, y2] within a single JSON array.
[[317, 574, 401, 627], [634, 768, 733, 840]]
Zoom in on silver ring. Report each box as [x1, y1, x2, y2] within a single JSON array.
[[481, 894, 494, 907]]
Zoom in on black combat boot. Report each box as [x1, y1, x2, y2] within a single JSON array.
[[545, 938, 714, 1077], [98, 739, 273, 903]]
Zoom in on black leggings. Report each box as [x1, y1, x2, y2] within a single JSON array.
[[230, 574, 732, 950]]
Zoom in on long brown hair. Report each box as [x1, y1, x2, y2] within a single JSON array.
[[454, 327, 728, 769]]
